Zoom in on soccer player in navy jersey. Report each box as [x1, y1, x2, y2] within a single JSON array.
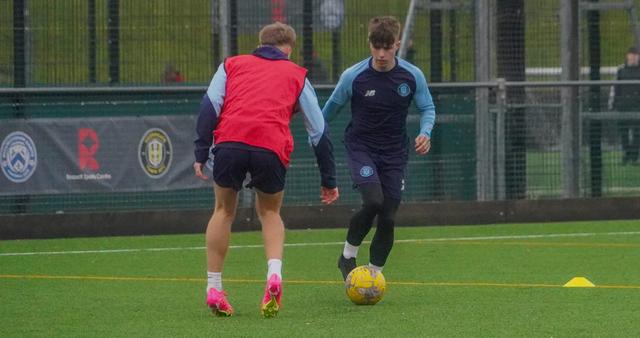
[[322, 16, 436, 280], [194, 22, 339, 317]]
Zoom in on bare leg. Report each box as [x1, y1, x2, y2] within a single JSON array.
[[255, 189, 285, 261], [206, 183, 238, 272]]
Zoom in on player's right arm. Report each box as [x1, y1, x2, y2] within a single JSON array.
[[322, 66, 358, 122], [194, 63, 226, 180], [298, 78, 339, 204]]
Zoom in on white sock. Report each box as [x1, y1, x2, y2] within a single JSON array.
[[267, 259, 282, 279], [368, 263, 383, 271], [207, 271, 222, 291], [342, 241, 359, 259]]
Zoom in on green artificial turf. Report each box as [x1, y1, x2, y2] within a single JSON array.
[[1, 220, 640, 336]]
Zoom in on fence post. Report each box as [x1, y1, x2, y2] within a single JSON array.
[[399, 0, 417, 59], [13, 0, 27, 90], [107, 0, 120, 85], [303, 0, 314, 71], [496, 78, 507, 200], [220, 0, 229, 59], [560, 0, 581, 198], [229, 0, 237, 56], [88, 0, 97, 83], [587, 0, 602, 197], [211, 0, 221, 67], [449, 7, 457, 81], [475, 0, 493, 200], [497, 0, 526, 200]]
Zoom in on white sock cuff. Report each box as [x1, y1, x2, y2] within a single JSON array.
[[368, 263, 383, 271], [267, 259, 283, 279], [207, 271, 223, 291], [343, 242, 359, 259]]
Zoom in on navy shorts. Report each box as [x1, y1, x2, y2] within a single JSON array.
[[345, 142, 408, 200], [212, 146, 286, 194]]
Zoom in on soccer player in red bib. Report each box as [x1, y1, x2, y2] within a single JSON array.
[[194, 22, 339, 317]]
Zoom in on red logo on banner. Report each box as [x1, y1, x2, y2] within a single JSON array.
[[78, 128, 100, 171]]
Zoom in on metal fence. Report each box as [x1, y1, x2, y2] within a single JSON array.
[[2, 0, 640, 87], [2, 0, 640, 215], [1, 80, 639, 215]]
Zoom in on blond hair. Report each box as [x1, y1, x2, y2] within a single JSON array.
[[259, 22, 297, 47]]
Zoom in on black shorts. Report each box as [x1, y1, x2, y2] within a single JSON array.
[[345, 141, 408, 200], [212, 146, 286, 194]]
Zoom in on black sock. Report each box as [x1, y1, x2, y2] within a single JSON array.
[[346, 183, 384, 246], [369, 196, 400, 267]]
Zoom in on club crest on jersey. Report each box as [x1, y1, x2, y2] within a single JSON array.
[[397, 83, 411, 97], [1, 131, 37, 183], [360, 166, 374, 177]]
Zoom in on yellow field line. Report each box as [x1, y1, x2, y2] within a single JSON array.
[[417, 241, 640, 248], [1, 274, 639, 289]]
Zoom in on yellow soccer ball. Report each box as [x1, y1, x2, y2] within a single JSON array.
[[345, 265, 386, 305]]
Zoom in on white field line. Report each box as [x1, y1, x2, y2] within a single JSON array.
[[1, 230, 640, 257]]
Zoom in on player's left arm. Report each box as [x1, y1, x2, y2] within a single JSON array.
[[194, 62, 226, 180], [298, 78, 339, 204], [412, 68, 436, 155]]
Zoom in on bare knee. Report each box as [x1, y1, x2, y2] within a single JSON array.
[[255, 190, 284, 221], [214, 203, 237, 220], [256, 206, 280, 221]]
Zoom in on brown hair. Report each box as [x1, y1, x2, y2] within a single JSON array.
[[368, 16, 401, 48], [259, 22, 296, 47]]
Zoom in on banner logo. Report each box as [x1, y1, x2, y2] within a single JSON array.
[[1, 131, 37, 183], [139, 128, 172, 179], [78, 128, 100, 171], [66, 128, 111, 181]]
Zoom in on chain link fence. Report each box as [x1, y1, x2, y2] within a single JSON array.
[[2, 1, 640, 86], [1, 81, 639, 215], [1, 1, 640, 215]]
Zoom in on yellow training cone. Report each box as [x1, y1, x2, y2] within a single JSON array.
[[563, 277, 595, 288]]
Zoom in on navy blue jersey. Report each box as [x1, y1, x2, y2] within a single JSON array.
[[323, 57, 436, 152]]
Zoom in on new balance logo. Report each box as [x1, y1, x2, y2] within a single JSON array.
[[364, 90, 376, 97]]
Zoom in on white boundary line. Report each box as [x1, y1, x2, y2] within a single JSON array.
[[1, 230, 640, 257]]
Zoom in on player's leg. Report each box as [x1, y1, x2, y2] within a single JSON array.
[[249, 150, 286, 317], [255, 189, 285, 317], [338, 183, 384, 279], [205, 183, 239, 316], [206, 184, 239, 276], [368, 160, 405, 270], [255, 189, 285, 274], [205, 147, 247, 316], [369, 196, 400, 268], [346, 183, 384, 251], [339, 144, 383, 279]]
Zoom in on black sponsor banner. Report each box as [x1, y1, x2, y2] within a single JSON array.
[[0, 116, 211, 195]]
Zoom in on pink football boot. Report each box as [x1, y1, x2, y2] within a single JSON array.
[[206, 288, 234, 317], [260, 274, 282, 318]]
